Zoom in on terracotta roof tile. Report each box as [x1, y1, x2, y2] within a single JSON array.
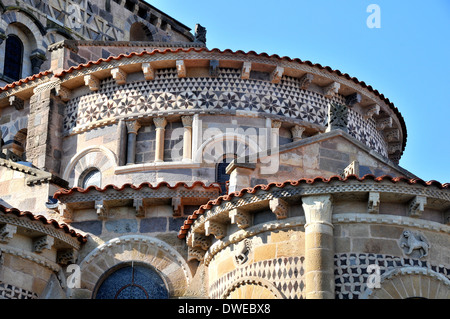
[[0, 70, 53, 92], [177, 174, 450, 239], [0, 205, 87, 243], [53, 181, 222, 199]]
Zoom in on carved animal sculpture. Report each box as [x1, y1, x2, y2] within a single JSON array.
[[400, 230, 429, 258]]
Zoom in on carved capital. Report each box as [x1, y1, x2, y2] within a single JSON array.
[[126, 120, 141, 135], [142, 62, 155, 80], [153, 117, 167, 129], [176, 60, 186, 78], [181, 115, 193, 128], [271, 66, 284, 84], [302, 195, 333, 227], [271, 120, 282, 129], [111, 67, 128, 85], [323, 82, 340, 98], [241, 62, 252, 80], [205, 220, 226, 239], [84, 74, 100, 91], [269, 198, 289, 220], [0, 224, 17, 243], [368, 192, 380, 214], [229, 208, 251, 229], [408, 196, 427, 218], [33, 235, 54, 253], [291, 125, 305, 142], [299, 73, 314, 90]]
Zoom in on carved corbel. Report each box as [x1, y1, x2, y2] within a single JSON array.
[[205, 220, 226, 239], [84, 74, 100, 91], [241, 62, 252, 80], [54, 85, 72, 102], [408, 196, 427, 218], [367, 192, 380, 214], [176, 60, 186, 78], [111, 67, 128, 85], [191, 232, 211, 250], [58, 203, 74, 223], [172, 197, 183, 217], [33, 235, 54, 253], [188, 246, 206, 262], [376, 117, 393, 130], [387, 142, 402, 155], [95, 200, 109, 219], [384, 129, 400, 143], [299, 73, 314, 90], [209, 60, 220, 77], [269, 198, 288, 220], [364, 104, 380, 119], [229, 208, 251, 229], [271, 66, 284, 84], [0, 224, 17, 243], [445, 210, 450, 226], [322, 82, 340, 98], [133, 198, 145, 218], [345, 93, 362, 107], [57, 249, 78, 265], [8, 96, 24, 110], [142, 62, 155, 80]]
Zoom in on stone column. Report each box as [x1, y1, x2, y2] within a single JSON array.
[[302, 195, 334, 299], [125, 120, 141, 165], [271, 120, 281, 149], [181, 116, 193, 162], [153, 117, 167, 162]]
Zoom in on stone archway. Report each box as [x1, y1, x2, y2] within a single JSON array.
[[78, 235, 192, 298], [361, 267, 450, 299], [221, 277, 284, 299]]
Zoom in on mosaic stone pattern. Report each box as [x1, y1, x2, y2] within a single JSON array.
[[209, 256, 305, 299], [334, 253, 450, 299], [64, 68, 387, 156]]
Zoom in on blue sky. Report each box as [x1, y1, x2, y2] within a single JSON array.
[[149, 0, 450, 183]]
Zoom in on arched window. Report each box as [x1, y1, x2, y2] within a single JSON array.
[[4, 35, 24, 81], [216, 155, 236, 195], [129, 22, 153, 41], [79, 168, 101, 189], [94, 262, 169, 299]]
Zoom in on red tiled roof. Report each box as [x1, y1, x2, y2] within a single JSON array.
[[178, 174, 450, 239], [0, 70, 53, 92], [0, 205, 87, 243], [53, 181, 222, 199]]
